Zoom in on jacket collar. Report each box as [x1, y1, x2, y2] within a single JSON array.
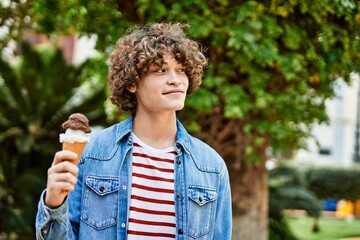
[[176, 119, 190, 154], [115, 116, 190, 153], [115, 116, 133, 144]]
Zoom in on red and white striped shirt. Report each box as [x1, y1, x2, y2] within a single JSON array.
[[127, 134, 176, 240]]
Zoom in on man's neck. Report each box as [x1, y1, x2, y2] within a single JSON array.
[[132, 112, 177, 149]]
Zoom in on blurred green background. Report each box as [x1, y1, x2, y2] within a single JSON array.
[[1, 0, 360, 239]]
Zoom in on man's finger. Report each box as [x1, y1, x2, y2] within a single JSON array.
[[48, 161, 79, 178], [52, 150, 78, 166], [47, 181, 76, 195], [48, 171, 78, 186]]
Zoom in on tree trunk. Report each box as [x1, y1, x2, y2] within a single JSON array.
[[230, 164, 268, 240], [192, 109, 269, 240]]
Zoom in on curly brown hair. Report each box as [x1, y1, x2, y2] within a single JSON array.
[[108, 22, 208, 114]]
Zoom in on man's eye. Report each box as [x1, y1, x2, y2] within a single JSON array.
[[153, 68, 165, 73], [178, 68, 185, 73]]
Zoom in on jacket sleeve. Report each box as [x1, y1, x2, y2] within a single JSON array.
[[35, 190, 73, 240], [214, 165, 232, 239], [35, 157, 85, 240]]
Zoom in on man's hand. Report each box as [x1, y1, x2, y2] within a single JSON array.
[[44, 150, 79, 208]]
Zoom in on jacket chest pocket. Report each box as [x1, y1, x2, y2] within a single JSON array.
[[188, 186, 217, 239], [81, 176, 119, 230]]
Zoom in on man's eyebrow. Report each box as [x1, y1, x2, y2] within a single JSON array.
[[163, 60, 183, 66]]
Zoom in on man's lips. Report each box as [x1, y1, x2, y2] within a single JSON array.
[[162, 90, 184, 94]]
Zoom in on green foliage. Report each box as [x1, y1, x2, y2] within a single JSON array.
[[269, 166, 322, 218], [268, 165, 322, 240], [306, 166, 360, 201], [0, 0, 32, 51], [29, 0, 130, 51], [13, 0, 360, 159], [0, 42, 106, 237]]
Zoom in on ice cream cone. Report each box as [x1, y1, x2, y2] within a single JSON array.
[[59, 113, 91, 164], [62, 141, 87, 164]]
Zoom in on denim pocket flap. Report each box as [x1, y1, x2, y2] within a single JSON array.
[[86, 176, 119, 196], [188, 187, 217, 206]]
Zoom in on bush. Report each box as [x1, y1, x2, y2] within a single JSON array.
[[305, 166, 360, 201]]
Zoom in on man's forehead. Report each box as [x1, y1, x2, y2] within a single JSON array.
[[163, 52, 175, 60], [150, 54, 180, 66]]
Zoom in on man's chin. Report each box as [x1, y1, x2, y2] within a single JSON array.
[[174, 105, 185, 112]]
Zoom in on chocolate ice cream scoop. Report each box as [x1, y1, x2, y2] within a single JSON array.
[[62, 113, 91, 133]]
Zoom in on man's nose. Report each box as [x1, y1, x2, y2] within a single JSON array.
[[168, 71, 182, 86]]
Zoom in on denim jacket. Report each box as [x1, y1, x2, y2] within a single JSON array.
[[35, 117, 232, 239]]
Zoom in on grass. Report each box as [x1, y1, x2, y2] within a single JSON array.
[[286, 216, 360, 240]]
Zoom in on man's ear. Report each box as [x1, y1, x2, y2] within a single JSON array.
[[128, 84, 137, 93]]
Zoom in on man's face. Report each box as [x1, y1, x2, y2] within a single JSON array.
[[130, 52, 189, 115]]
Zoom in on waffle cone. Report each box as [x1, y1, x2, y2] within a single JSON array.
[[62, 142, 87, 164]]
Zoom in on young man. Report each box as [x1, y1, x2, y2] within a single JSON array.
[[36, 22, 232, 240]]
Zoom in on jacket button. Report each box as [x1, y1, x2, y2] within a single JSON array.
[[99, 186, 105, 192], [178, 229, 183, 235], [176, 159, 181, 165]]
